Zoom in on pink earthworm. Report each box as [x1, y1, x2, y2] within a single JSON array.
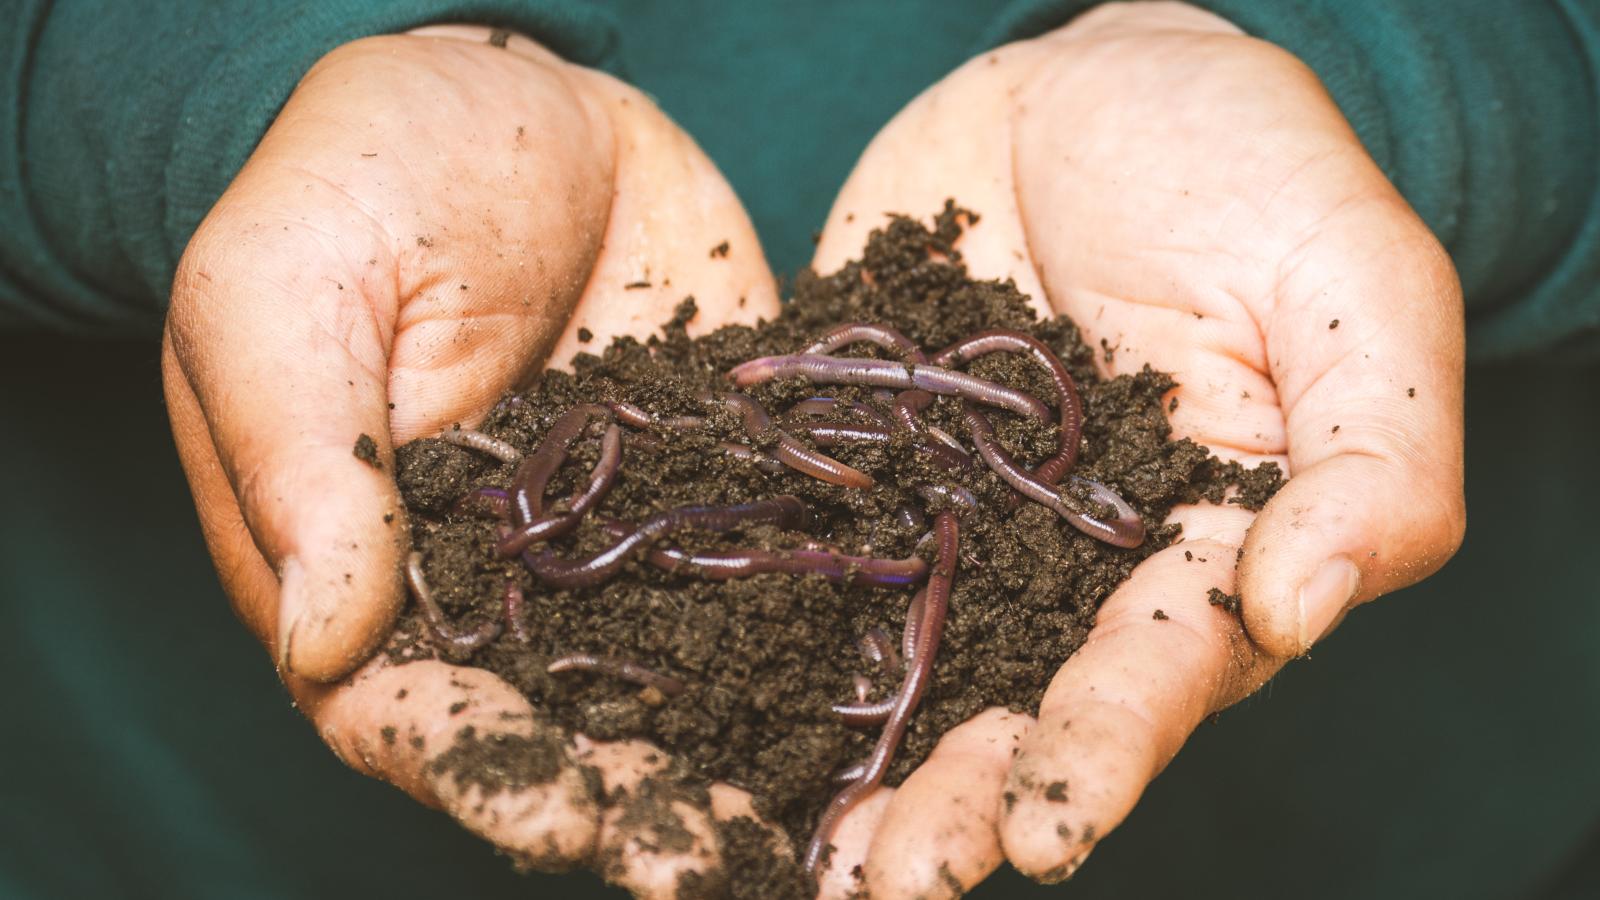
[[715, 393, 874, 488], [440, 426, 522, 464], [497, 423, 622, 556], [547, 653, 685, 696], [933, 329, 1084, 485], [503, 580, 531, 643], [964, 404, 1145, 548], [509, 404, 612, 525], [453, 486, 511, 519], [523, 496, 810, 588], [727, 354, 1051, 423], [404, 551, 501, 653], [596, 519, 928, 587], [805, 511, 959, 873]]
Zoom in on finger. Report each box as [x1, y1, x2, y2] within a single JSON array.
[[708, 783, 794, 861], [545, 68, 781, 367], [582, 740, 724, 899], [163, 336, 280, 649], [815, 787, 896, 900], [166, 38, 618, 681], [1240, 213, 1465, 655], [814, 43, 1050, 306], [1000, 505, 1281, 881], [311, 659, 602, 870], [863, 708, 1033, 899]]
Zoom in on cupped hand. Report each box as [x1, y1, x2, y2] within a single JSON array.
[[162, 27, 783, 896], [810, 3, 1466, 895]]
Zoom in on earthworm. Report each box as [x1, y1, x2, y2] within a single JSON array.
[[440, 426, 522, 464], [717, 441, 787, 474], [858, 627, 902, 673], [786, 397, 893, 428], [524, 496, 810, 588], [498, 423, 622, 556], [832, 697, 896, 728], [503, 580, 531, 643], [893, 504, 926, 532], [917, 483, 978, 512], [608, 401, 706, 432], [852, 674, 874, 703], [892, 388, 936, 433], [933, 329, 1084, 481], [964, 405, 1145, 548], [727, 354, 1051, 423], [404, 552, 501, 652], [594, 518, 926, 585], [453, 486, 511, 519], [903, 590, 925, 662], [510, 404, 611, 525], [717, 393, 873, 488], [631, 536, 929, 587], [831, 762, 868, 785], [788, 421, 971, 472], [803, 323, 925, 362], [547, 653, 685, 696], [803, 325, 937, 437], [805, 511, 959, 873]]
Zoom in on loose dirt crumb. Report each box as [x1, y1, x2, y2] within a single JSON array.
[[1207, 588, 1242, 615], [353, 433, 381, 469]]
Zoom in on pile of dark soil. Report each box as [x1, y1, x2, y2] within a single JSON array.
[[387, 205, 1279, 894]]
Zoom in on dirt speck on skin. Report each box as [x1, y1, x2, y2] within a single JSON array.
[[353, 433, 381, 469], [1207, 588, 1242, 615], [387, 204, 1282, 893]]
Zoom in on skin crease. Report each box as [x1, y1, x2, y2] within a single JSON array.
[[162, 5, 1465, 898], [812, 3, 1465, 896]]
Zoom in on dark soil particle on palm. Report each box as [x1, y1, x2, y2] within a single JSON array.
[[387, 205, 1280, 892]]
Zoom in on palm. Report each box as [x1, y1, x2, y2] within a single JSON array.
[[811, 5, 1463, 896]]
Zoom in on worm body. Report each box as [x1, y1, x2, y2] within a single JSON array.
[[547, 653, 685, 696], [510, 404, 612, 525], [934, 329, 1084, 480], [805, 512, 960, 873], [454, 486, 511, 519], [440, 427, 522, 464], [498, 423, 623, 556], [404, 551, 501, 653], [728, 354, 1051, 423], [525, 496, 810, 588], [965, 405, 1145, 547]]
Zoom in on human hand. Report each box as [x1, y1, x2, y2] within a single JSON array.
[[162, 27, 783, 896], [809, 3, 1466, 895]]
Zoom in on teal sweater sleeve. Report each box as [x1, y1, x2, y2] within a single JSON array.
[[986, 0, 1600, 362], [0, 0, 617, 335]]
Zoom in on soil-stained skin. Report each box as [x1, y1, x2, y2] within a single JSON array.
[[389, 205, 1281, 890]]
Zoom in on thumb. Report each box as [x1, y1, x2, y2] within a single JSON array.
[[1239, 206, 1466, 657], [167, 208, 415, 682]]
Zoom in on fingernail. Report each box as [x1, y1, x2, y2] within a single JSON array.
[[277, 556, 306, 670], [1297, 556, 1360, 650]]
